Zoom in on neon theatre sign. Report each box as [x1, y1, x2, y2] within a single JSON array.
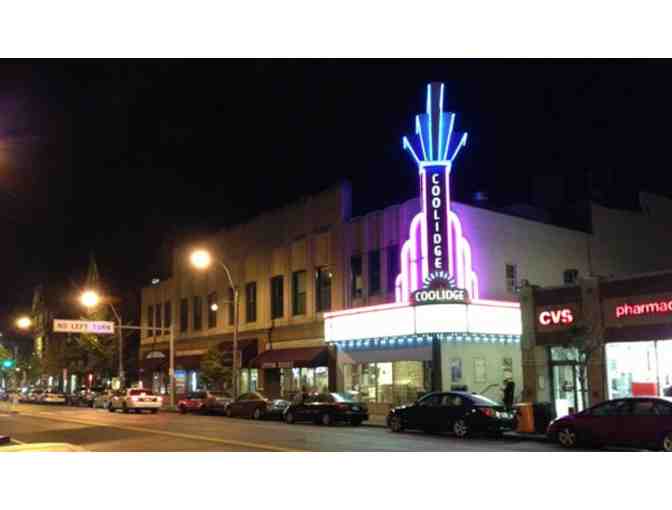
[[412, 271, 469, 306], [395, 82, 479, 303]]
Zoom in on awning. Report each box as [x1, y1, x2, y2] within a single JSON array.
[[251, 346, 328, 369]]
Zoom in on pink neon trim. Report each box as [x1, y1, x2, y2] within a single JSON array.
[[470, 298, 520, 308]]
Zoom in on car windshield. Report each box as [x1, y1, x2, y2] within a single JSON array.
[[331, 393, 357, 403], [130, 389, 154, 396], [468, 394, 504, 406]]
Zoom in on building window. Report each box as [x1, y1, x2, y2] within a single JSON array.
[[564, 269, 579, 285], [342, 361, 430, 406], [387, 245, 399, 293], [207, 292, 217, 329], [369, 250, 381, 295], [164, 301, 172, 330], [180, 298, 188, 332], [155, 305, 162, 336], [505, 263, 518, 293], [193, 296, 202, 330], [292, 270, 307, 315], [228, 287, 235, 326], [270, 275, 284, 319], [147, 305, 154, 337], [316, 267, 332, 312], [351, 255, 363, 299], [246, 282, 257, 323]]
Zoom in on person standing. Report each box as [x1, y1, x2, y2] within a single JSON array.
[[502, 377, 515, 411]]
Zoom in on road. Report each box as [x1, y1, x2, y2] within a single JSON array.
[[0, 403, 568, 452]]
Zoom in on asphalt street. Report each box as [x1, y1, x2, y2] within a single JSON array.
[[1, 403, 570, 452]]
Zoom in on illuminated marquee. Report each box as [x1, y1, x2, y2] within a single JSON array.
[[396, 83, 479, 303], [412, 271, 469, 305], [615, 300, 672, 319]]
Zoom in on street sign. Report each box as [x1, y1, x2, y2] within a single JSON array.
[[53, 319, 115, 335]]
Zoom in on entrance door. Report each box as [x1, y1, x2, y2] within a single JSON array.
[[551, 364, 584, 418]]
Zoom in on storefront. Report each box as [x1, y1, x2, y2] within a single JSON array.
[[522, 271, 672, 418], [325, 83, 522, 413]]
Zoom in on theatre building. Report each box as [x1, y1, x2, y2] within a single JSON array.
[[140, 82, 672, 409], [521, 271, 672, 418]]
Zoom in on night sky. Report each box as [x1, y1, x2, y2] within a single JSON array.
[[2, 60, 672, 332]]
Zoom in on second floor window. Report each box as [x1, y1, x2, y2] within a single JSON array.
[[387, 244, 399, 293], [351, 255, 363, 299], [369, 250, 381, 295], [293, 270, 307, 315], [506, 264, 518, 293], [246, 282, 257, 322], [193, 296, 202, 330], [316, 266, 332, 312], [147, 305, 154, 337], [271, 275, 284, 319], [207, 292, 217, 329], [180, 298, 188, 332], [564, 269, 579, 285], [164, 301, 172, 330]]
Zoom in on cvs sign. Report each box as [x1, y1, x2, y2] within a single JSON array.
[[537, 308, 574, 327]]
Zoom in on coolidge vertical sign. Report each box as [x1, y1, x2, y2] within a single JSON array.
[[424, 166, 449, 272]]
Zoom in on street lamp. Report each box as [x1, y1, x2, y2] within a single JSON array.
[[16, 317, 32, 330], [80, 289, 125, 389], [190, 248, 240, 398]]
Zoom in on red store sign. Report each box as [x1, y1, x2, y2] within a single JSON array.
[[538, 308, 574, 326], [615, 299, 672, 319]]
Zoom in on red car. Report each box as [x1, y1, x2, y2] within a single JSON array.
[[177, 390, 233, 415], [547, 397, 672, 451]]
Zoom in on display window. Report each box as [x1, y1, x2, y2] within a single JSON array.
[[606, 340, 672, 398], [279, 367, 328, 398], [343, 361, 430, 405]]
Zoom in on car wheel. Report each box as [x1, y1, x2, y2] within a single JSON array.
[[453, 419, 469, 439], [661, 432, 672, 452], [321, 413, 333, 426], [151, 409, 158, 414], [557, 426, 578, 449], [225, 407, 233, 418], [253, 408, 263, 420], [285, 411, 295, 424], [108, 404, 115, 413], [389, 416, 403, 433]]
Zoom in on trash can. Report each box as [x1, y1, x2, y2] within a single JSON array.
[[514, 402, 535, 433], [532, 402, 554, 434]]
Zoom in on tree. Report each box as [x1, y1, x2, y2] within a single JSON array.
[[565, 321, 601, 410], [199, 346, 232, 392]]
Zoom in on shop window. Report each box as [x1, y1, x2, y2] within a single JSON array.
[[292, 270, 306, 315], [193, 296, 202, 330], [155, 305, 162, 336], [180, 298, 188, 332], [315, 267, 332, 312], [246, 282, 257, 323], [164, 301, 172, 330], [505, 263, 518, 293], [351, 255, 363, 299], [387, 245, 399, 293], [271, 275, 284, 319], [147, 305, 154, 337], [343, 361, 429, 406], [563, 269, 579, 285], [207, 292, 217, 329], [369, 250, 381, 295]]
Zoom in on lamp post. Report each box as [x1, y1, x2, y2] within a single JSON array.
[[190, 249, 239, 398]]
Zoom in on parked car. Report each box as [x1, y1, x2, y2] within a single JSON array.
[[387, 391, 515, 437], [42, 390, 67, 405], [27, 388, 45, 403], [92, 389, 116, 410], [225, 392, 285, 419], [109, 388, 162, 414], [548, 397, 672, 451], [284, 392, 368, 426], [177, 390, 233, 415]]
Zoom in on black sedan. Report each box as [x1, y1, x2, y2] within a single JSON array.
[[387, 391, 514, 437], [225, 392, 289, 420], [284, 392, 368, 426]]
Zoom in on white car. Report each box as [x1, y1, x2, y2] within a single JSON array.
[[93, 389, 115, 409], [109, 389, 162, 414], [42, 391, 66, 404]]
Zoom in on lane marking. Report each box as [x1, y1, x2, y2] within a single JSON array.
[[10, 438, 26, 445], [16, 410, 306, 452]]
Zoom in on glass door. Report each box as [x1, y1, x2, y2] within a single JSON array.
[[552, 364, 580, 418]]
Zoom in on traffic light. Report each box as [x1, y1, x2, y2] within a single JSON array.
[[1, 359, 15, 369]]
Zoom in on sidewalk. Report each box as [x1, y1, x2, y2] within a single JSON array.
[[364, 415, 387, 428]]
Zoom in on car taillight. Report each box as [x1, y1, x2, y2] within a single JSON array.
[[479, 407, 495, 417]]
